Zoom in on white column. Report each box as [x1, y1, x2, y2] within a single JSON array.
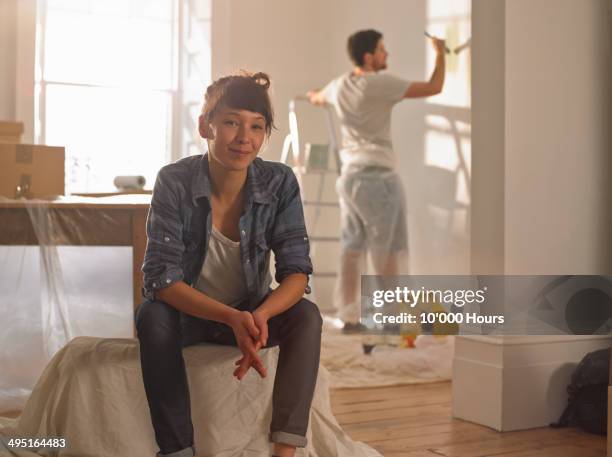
[[456, 0, 612, 431]]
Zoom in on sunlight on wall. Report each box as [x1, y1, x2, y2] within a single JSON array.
[[419, 0, 471, 260], [426, 0, 471, 108]]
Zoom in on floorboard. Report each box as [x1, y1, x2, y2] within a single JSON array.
[[331, 381, 606, 457]]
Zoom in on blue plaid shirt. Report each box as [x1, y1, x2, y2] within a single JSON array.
[[141, 154, 312, 307]]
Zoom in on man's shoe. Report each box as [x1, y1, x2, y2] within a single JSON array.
[[341, 322, 368, 334]]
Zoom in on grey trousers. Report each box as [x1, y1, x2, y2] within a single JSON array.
[[135, 296, 322, 457]]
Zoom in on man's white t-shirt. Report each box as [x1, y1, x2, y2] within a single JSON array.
[[322, 72, 410, 171]]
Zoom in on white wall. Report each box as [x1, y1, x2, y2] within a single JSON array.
[[0, 0, 37, 142], [472, 0, 611, 275], [471, 0, 505, 274], [505, 0, 612, 274], [0, 0, 17, 120], [211, 0, 333, 163]]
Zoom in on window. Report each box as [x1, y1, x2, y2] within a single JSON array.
[[424, 0, 471, 208], [420, 0, 471, 272], [35, 0, 211, 193]]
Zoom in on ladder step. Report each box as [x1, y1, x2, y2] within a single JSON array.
[[303, 201, 340, 207], [293, 166, 338, 175], [309, 236, 340, 242]]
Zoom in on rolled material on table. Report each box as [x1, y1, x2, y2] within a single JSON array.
[[113, 175, 146, 190]]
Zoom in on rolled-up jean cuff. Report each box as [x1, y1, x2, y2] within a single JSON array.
[[269, 431, 307, 448], [157, 446, 195, 457]]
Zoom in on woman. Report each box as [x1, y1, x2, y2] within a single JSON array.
[[136, 72, 322, 457]]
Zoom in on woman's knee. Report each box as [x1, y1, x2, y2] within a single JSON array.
[[135, 299, 181, 342], [291, 298, 323, 332]]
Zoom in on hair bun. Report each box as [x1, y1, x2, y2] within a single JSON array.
[[251, 72, 271, 90]]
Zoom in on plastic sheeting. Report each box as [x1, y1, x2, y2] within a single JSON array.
[[321, 326, 453, 388], [0, 197, 135, 412], [0, 336, 381, 457], [370, 335, 454, 380]]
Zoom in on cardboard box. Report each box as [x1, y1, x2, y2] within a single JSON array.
[[0, 121, 24, 143], [0, 143, 65, 198]]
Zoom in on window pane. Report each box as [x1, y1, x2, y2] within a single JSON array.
[[132, 0, 173, 20], [44, 9, 173, 89], [90, 0, 131, 17], [46, 0, 91, 13], [45, 84, 171, 193]]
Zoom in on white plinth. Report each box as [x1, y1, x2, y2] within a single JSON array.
[[452, 335, 612, 431]]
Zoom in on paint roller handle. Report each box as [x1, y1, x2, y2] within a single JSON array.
[[424, 31, 450, 54]]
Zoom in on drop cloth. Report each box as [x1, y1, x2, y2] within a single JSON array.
[[0, 337, 380, 457]]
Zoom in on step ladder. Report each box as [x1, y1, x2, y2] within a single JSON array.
[[280, 97, 341, 281]]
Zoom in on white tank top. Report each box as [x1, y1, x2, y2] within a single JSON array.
[[194, 225, 271, 307]]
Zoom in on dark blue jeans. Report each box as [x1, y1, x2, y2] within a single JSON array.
[[135, 296, 322, 457]]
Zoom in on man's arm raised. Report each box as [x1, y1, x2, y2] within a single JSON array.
[[404, 37, 446, 98]]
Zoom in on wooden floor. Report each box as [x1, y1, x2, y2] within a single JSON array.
[[331, 381, 607, 457], [3, 381, 606, 456]]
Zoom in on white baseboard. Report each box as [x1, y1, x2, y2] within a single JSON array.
[[452, 335, 612, 431]]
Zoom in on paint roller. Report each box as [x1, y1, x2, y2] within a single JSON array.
[[425, 32, 472, 55], [424, 31, 451, 54], [453, 37, 471, 55], [113, 175, 146, 191]]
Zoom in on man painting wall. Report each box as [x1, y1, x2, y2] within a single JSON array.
[[308, 29, 446, 332]]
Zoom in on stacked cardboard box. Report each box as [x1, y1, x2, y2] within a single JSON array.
[[0, 121, 24, 143], [0, 143, 65, 198]]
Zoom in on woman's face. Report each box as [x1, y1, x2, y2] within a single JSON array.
[[200, 107, 267, 172]]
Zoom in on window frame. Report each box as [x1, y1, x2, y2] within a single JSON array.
[[33, 0, 204, 192]]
